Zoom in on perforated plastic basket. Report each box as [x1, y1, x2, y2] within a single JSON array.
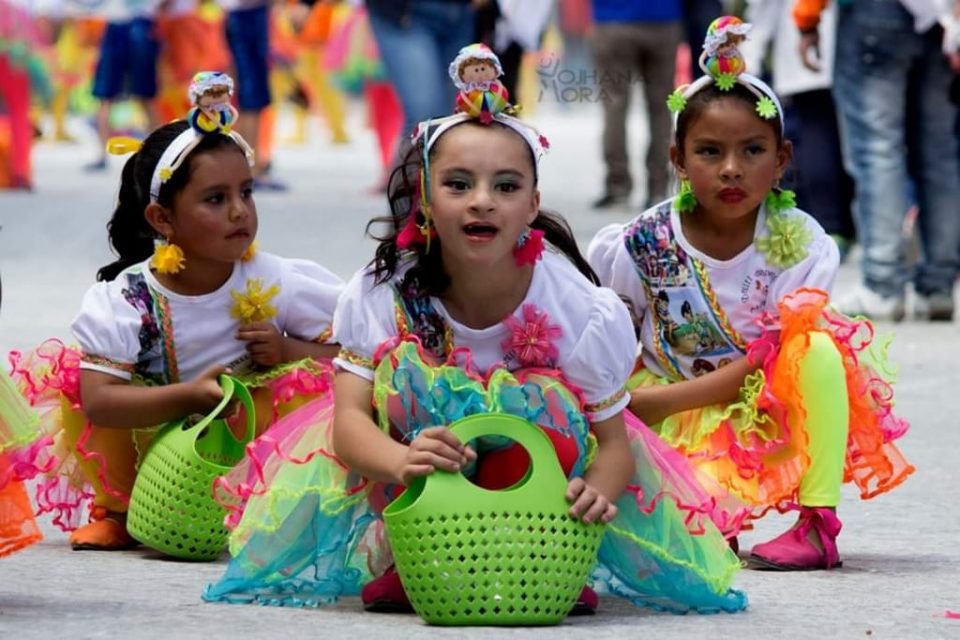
[[383, 414, 605, 626], [127, 375, 255, 561]]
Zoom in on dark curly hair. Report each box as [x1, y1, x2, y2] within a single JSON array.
[[366, 120, 599, 296], [97, 121, 248, 282]]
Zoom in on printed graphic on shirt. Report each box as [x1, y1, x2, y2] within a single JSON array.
[[120, 273, 162, 374], [652, 288, 736, 360], [624, 206, 692, 288], [740, 268, 776, 315], [395, 278, 450, 359]]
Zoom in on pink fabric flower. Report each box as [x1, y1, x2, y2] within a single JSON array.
[[513, 228, 545, 266], [501, 304, 562, 367]]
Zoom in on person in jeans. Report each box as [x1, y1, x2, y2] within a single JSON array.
[[797, 0, 960, 321], [85, 0, 160, 171], [743, 0, 855, 259], [590, 0, 682, 210], [366, 0, 475, 149], [221, 0, 278, 187]]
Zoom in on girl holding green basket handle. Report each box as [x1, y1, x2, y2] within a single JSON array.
[[9, 72, 344, 552], [205, 45, 747, 617]]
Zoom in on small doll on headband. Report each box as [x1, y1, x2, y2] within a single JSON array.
[[449, 43, 512, 123], [669, 15, 778, 120], [188, 71, 241, 134]]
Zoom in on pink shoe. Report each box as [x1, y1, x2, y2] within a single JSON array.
[[750, 507, 842, 571], [568, 586, 599, 616], [361, 565, 413, 613]]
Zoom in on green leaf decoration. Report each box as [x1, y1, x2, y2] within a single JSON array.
[[765, 188, 797, 214], [667, 90, 687, 114], [755, 213, 813, 269], [674, 180, 698, 213], [756, 96, 778, 120], [716, 73, 737, 91]]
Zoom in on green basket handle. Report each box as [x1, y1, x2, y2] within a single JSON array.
[[385, 414, 570, 518], [183, 374, 257, 446]]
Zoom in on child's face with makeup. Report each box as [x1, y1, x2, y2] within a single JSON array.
[[428, 123, 539, 270]]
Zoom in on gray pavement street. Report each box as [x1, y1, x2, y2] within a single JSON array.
[[0, 105, 958, 640]]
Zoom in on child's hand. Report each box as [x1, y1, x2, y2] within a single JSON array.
[[189, 364, 228, 413], [396, 427, 477, 486], [565, 478, 618, 524], [237, 322, 286, 367]]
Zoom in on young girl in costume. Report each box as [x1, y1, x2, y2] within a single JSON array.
[[9, 72, 344, 551], [204, 46, 746, 617], [588, 17, 914, 571], [1, 277, 51, 558]]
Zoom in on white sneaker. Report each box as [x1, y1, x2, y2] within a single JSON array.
[[834, 285, 906, 322], [913, 292, 955, 322]]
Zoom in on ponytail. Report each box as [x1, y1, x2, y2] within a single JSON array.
[[530, 209, 600, 285], [97, 153, 155, 281]]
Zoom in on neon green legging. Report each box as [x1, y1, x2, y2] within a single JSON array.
[[635, 330, 851, 508], [791, 331, 849, 507]]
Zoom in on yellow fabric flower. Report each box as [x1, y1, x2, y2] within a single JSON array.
[[241, 240, 258, 263], [755, 213, 813, 269], [231, 278, 280, 324], [158, 167, 173, 182], [150, 242, 185, 274]]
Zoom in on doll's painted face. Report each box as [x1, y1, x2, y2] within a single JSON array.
[[461, 60, 496, 85], [197, 87, 231, 118]]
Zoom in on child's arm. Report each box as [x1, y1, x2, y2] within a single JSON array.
[[567, 412, 636, 524], [236, 322, 341, 365], [629, 356, 757, 426], [80, 365, 228, 428], [332, 371, 476, 485]]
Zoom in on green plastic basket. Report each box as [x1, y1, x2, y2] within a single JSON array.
[[383, 414, 605, 626], [127, 375, 255, 561]]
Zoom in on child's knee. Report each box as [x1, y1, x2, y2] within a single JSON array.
[[804, 331, 842, 369]]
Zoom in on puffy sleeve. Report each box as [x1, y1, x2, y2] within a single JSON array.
[[331, 269, 398, 380], [769, 219, 840, 304], [587, 223, 648, 335], [279, 258, 345, 343], [561, 287, 638, 423], [71, 281, 141, 380]]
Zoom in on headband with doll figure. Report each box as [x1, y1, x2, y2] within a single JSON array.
[[106, 71, 254, 203], [667, 16, 784, 127], [400, 44, 551, 253]]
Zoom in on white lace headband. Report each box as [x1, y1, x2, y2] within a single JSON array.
[[673, 72, 784, 129], [148, 128, 253, 202], [414, 112, 549, 174]]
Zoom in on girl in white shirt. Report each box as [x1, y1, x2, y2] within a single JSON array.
[[204, 49, 746, 617], [9, 97, 343, 551], [588, 18, 913, 572]]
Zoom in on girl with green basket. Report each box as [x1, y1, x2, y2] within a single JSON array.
[[8, 72, 344, 551], [205, 47, 747, 618]]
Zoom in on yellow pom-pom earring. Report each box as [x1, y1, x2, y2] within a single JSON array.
[[151, 238, 186, 274]]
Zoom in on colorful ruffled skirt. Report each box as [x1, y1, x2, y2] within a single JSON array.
[[8, 339, 334, 531], [1, 367, 49, 557], [205, 338, 747, 614], [630, 289, 914, 530]]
